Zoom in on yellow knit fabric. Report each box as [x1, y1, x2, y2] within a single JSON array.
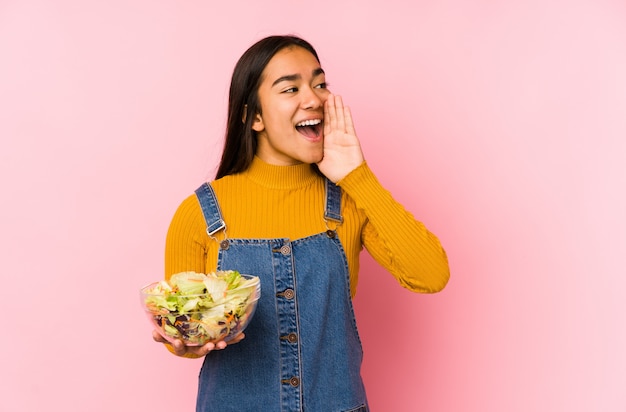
[[165, 157, 449, 296]]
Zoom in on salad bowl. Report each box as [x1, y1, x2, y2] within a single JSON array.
[[141, 271, 260, 346]]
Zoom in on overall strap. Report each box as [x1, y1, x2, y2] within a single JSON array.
[[324, 178, 343, 224], [194, 182, 226, 237]]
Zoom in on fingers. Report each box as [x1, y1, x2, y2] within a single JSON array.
[[325, 94, 342, 132], [324, 95, 334, 136], [324, 94, 353, 134], [191, 341, 217, 356], [171, 339, 217, 356], [215, 341, 227, 350], [343, 105, 356, 136], [152, 330, 246, 358], [229, 332, 246, 344], [152, 330, 167, 343], [332, 95, 346, 133]]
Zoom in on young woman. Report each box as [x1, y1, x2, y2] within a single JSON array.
[[154, 35, 450, 412]]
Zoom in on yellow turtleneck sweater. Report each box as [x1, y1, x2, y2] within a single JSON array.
[[165, 157, 449, 296]]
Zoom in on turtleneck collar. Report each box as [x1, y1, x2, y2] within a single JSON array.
[[242, 156, 319, 190]]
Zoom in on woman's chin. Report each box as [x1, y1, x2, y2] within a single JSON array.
[[306, 150, 324, 165]]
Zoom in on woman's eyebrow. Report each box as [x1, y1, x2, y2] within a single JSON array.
[[312, 67, 325, 77], [272, 74, 301, 87], [272, 68, 325, 87]]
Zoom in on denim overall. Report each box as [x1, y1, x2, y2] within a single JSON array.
[[194, 179, 368, 412]]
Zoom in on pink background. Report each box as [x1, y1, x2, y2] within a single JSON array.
[[1, 0, 625, 410]]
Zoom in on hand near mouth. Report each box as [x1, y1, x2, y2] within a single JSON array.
[[316, 94, 365, 183]]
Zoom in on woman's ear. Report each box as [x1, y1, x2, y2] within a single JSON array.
[[243, 105, 264, 132], [251, 113, 264, 132]]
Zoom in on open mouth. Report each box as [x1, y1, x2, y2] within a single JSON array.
[[295, 119, 323, 140]]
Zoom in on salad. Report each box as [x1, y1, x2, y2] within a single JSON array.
[[142, 270, 260, 346]]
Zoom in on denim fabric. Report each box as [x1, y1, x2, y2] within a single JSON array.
[[194, 181, 368, 412]]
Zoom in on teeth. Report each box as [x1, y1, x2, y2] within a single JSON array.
[[296, 119, 322, 127]]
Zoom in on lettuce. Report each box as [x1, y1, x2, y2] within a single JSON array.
[[143, 270, 260, 345]]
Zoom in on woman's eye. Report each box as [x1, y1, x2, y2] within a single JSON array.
[[283, 87, 298, 93], [315, 82, 328, 89]]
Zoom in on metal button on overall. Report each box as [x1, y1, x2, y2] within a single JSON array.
[[282, 289, 295, 299], [279, 244, 291, 255], [220, 240, 229, 250], [281, 377, 300, 387]]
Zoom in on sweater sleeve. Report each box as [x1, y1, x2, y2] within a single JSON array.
[[337, 162, 450, 293], [164, 194, 209, 280], [162, 194, 211, 359]]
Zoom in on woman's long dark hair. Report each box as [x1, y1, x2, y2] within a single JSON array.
[[215, 35, 320, 179]]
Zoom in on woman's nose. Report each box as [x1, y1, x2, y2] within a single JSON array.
[[301, 87, 323, 110]]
